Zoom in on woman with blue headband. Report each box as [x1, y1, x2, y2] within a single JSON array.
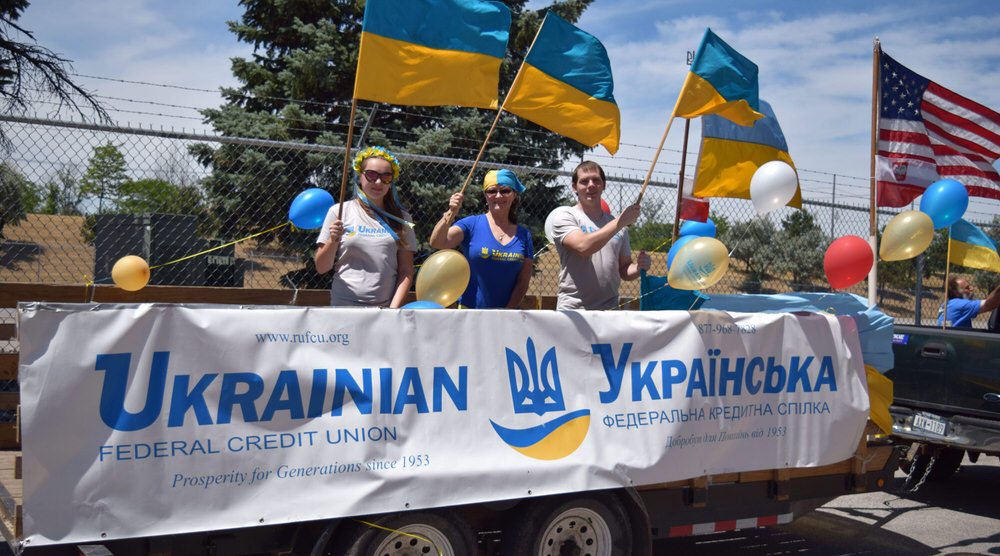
[[314, 146, 416, 307], [430, 169, 534, 308]]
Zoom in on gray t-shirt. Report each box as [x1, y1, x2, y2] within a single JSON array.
[[316, 199, 417, 307], [548, 205, 631, 310]]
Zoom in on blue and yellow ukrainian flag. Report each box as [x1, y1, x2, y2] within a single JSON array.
[[354, 0, 510, 109], [693, 99, 802, 208], [949, 219, 1000, 272], [674, 28, 764, 127], [503, 11, 620, 154]]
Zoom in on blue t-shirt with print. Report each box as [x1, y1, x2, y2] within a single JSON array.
[[456, 214, 533, 308]]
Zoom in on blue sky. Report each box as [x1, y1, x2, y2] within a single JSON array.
[[16, 0, 1000, 213]]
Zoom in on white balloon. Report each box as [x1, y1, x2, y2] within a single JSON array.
[[749, 160, 798, 215]]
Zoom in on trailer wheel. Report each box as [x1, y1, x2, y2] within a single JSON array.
[[319, 510, 474, 556], [509, 493, 631, 556]]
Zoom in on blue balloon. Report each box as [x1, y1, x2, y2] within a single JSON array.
[[919, 179, 968, 229], [289, 188, 334, 229], [667, 235, 697, 271], [679, 218, 717, 238], [403, 300, 443, 309]]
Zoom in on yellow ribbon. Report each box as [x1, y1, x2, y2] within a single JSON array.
[[353, 519, 442, 556], [149, 222, 290, 271]]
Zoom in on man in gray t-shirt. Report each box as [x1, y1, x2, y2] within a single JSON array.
[[546, 161, 650, 310]]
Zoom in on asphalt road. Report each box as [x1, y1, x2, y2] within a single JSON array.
[[653, 453, 1000, 555]]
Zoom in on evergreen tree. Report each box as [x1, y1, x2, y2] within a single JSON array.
[[721, 217, 781, 293], [193, 0, 597, 287], [774, 209, 828, 290], [0, 160, 33, 237], [39, 166, 83, 215], [80, 142, 129, 213]]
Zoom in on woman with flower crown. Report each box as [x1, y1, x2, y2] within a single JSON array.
[[314, 146, 416, 307]]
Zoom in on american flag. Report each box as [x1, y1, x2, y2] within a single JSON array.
[[875, 49, 1000, 207]]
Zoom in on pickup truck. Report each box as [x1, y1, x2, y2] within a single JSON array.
[[886, 323, 1000, 490], [1, 283, 899, 556]]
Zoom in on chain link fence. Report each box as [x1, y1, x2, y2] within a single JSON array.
[[2, 114, 996, 329]]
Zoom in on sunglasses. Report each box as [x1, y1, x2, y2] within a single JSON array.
[[484, 187, 514, 197], [362, 169, 394, 184]]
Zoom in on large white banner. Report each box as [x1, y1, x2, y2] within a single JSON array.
[[17, 304, 870, 545]]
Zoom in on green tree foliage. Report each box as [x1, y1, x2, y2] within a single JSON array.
[[0, 160, 33, 237], [118, 178, 204, 216], [630, 197, 672, 252], [194, 0, 597, 287], [80, 142, 129, 213], [77, 143, 209, 245], [773, 209, 827, 290], [876, 224, 951, 305], [38, 166, 82, 215], [709, 212, 730, 239], [721, 217, 781, 293]]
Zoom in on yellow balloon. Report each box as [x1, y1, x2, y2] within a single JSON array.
[[667, 237, 729, 290], [111, 255, 150, 291], [415, 249, 470, 307], [880, 210, 934, 261]]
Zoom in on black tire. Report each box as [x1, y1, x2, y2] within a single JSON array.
[[927, 448, 964, 480], [509, 493, 632, 556], [321, 510, 475, 556]]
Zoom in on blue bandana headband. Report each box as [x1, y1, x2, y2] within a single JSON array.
[[483, 169, 526, 194]]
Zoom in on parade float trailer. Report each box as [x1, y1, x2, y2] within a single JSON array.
[[0, 284, 898, 556]]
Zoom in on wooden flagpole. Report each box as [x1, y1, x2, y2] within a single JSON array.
[[943, 227, 952, 328], [444, 18, 548, 222], [671, 118, 692, 242], [636, 111, 677, 204], [337, 99, 359, 220], [867, 38, 881, 306]]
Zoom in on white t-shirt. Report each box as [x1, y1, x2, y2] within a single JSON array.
[[548, 205, 631, 310], [316, 199, 417, 307]]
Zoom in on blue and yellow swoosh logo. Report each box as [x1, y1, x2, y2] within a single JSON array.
[[490, 409, 590, 460]]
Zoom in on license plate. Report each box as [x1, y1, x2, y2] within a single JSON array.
[[912, 413, 947, 436]]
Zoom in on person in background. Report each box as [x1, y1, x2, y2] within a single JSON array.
[[547, 160, 650, 310], [430, 169, 533, 308], [937, 276, 1000, 327], [315, 146, 416, 308]]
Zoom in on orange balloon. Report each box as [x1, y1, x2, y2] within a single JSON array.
[[112, 255, 150, 291]]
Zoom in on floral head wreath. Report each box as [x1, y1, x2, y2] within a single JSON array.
[[353, 146, 401, 180]]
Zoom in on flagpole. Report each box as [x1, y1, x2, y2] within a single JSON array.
[[867, 37, 881, 307], [943, 227, 952, 329], [671, 118, 692, 242], [637, 112, 677, 204], [444, 18, 548, 223], [337, 99, 359, 220]]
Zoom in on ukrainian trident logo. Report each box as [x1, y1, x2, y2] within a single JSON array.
[[508, 337, 564, 415], [490, 337, 590, 460]]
